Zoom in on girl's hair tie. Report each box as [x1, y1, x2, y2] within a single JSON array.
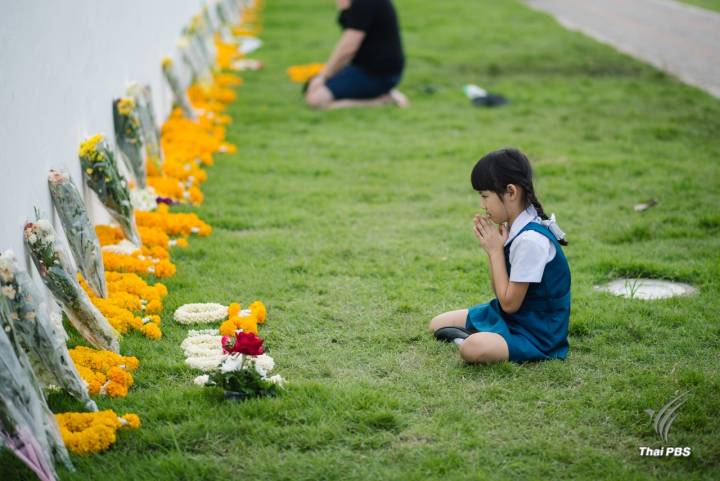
[[540, 214, 567, 244]]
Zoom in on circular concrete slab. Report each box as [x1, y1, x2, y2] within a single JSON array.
[[595, 278, 697, 300]]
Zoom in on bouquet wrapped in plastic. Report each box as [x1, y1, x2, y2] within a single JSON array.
[[0, 250, 97, 411], [23, 219, 120, 353], [179, 33, 210, 86], [78, 134, 141, 245], [126, 83, 163, 171], [112, 97, 147, 189], [161, 56, 196, 120], [0, 295, 72, 479], [48, 169, 107, 298]]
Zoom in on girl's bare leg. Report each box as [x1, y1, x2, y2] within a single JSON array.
[[459, 332, 509, 364], [428, 309, 469, 332]]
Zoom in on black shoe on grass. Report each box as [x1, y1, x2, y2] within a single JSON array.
[[434, 327, 472, 343]]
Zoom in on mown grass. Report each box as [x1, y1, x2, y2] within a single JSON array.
[[679, 0, 720, 13], [2, 0, 719, 480]]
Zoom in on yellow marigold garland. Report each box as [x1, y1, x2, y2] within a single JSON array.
[[135, 204, 212, 237], [287, 63, 325, 84], [56, 410, 140, 455], [105, 271, 167, 314], [102, 250, 176, 278], [69, 346, 138, 397], [79, 274, 162, 340]]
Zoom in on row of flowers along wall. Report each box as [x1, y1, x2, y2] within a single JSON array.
[[0, 0, 205, 283]]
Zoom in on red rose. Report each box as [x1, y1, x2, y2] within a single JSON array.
[[222, 331, 264, 356]]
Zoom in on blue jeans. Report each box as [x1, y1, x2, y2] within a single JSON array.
[[325, 65, 401, 100]]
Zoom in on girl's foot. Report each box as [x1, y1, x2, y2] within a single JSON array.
[[389, 89, 409, 108]]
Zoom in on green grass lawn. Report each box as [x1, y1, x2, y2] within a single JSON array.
[[3, 0, 720, 479], [679, 0, 720, 12]]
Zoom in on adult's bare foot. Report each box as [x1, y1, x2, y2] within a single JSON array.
[[389, 89, 409, 108]]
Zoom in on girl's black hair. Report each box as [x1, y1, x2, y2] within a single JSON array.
[[471, 148, 568, 245]]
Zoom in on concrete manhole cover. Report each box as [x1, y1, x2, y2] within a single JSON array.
[[595, 278, 697, 300]]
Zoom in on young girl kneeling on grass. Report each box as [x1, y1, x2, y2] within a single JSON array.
[[429, 148, 571, 364]]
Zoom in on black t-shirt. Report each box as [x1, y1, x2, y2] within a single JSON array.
[[338, 0, 405, 76]]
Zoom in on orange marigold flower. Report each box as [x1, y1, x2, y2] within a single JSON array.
[[228, 303, 241, 317], [141, 322, 162, 340], [121, 413, 141, 429], [219, 320, 237, 336], [249, 301, 267, 323]]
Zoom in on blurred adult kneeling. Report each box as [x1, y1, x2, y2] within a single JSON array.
[[306, 0, 408, 109]]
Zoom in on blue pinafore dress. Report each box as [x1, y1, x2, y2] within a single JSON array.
[[465, 222, 571, 363]]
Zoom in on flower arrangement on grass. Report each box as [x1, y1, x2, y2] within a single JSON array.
[[174, 302, 227, 324], [162, 57, 196, 120], [78, 274, 162, 340], [182, 329, 225, 371], [287, 63, 325, 83], [135, 204, 212, 236], [101, 249, 176, 278], [194, 330, 284, 400], [48, 169, 108, 298], [0, 294, 71, 481], [1, 250, 97, 411], [126, 83, 163, 171], [69, 346, 138, 398], [79, 134, 141, 245], [104, 271, 167, 313], [24, 220, 120, 353], [113, 97, 147, 188], [219, 300, 266, 335], [55, 410, 140, 455]]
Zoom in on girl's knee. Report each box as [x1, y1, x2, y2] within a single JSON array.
[[459, 340, 485, 363], [459, 335, 507, 364], [428, 309, 468, 332], [428, 315, 443, 332]]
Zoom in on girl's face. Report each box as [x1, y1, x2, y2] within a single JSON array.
[[336, 0, 351, 10], [479, 190, 509, 224]]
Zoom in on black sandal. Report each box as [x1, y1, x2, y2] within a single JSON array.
[[433, 327, 472, 343]]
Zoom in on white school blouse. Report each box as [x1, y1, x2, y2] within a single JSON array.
[[505, 205, 557, 283]]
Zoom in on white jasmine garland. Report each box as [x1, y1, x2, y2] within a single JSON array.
[[174, 303, 228, 324], [181, 328, 227, 371], [185, 355, 225, 371], [187, 328, 217, 337], [182, 344, 222, 358]]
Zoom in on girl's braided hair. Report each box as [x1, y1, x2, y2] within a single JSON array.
[[471, 148, 568, 245]]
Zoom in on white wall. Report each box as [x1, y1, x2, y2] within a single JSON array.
[[0, 0, 205, 273]]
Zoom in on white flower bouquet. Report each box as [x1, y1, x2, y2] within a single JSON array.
[[47, 169, 107, 298], [126, 83, 163, 171], [161, 56, 196, 120], [193, 331, 285, 400], [78, 134, 141, 246], [0, 295, 73, 479], [23, 220, 120, 353], [0, 250, 97, 411], [112, 97, 147, 189]]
